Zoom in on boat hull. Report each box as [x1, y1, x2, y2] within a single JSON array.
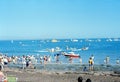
[[64, 54, 80, 58]]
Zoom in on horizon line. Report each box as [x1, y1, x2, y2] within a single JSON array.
[[0, 37, 120, 40]]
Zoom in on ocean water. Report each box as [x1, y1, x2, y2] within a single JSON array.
[[0, 38, 120, 65]]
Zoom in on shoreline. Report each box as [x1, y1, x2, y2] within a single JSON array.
[[7, 63, 120, 72]]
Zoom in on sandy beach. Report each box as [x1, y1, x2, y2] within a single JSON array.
[[1, 0, 120, 81], [3, 67, 120, 82]]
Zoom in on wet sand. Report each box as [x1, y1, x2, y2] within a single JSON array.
[[3, 67, 120, 82]]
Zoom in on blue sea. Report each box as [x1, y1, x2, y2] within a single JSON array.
[[0, 38, 120, 65]]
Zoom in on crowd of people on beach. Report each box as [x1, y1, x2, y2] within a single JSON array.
[[0, 52, 120, 82], [0, 53, 120, 70]]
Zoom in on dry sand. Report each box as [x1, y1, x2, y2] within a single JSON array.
[[3, 67, 120, 82]]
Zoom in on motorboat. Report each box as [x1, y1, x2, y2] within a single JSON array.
[[63, 52, 80, 58]]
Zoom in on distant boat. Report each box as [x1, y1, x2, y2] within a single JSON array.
[[71, 39, 78, 42], [47, 48, 55, 52], [55, 47, 62, 52], [51, 39, 58, 42], [113, 38, 119, 41], [63, 52, 80, 58], [47, 47, 62, 52], [64, 40, 69, 42], [81, 47, 89, 51], [106, 38, 113, 42], [96, 39, 101, 42], [85, 39, 93, 42]]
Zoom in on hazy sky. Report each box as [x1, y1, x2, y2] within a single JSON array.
[[0, 0, 120, 40]]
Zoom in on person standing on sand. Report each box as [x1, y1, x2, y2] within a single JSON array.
[[88, 57, 94, 71], [22, 55, 26, 69]]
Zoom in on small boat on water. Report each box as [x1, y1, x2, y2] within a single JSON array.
[[51, 39, 58, 42], [63, 52, 80, 58], [81, 47, 89, 51]]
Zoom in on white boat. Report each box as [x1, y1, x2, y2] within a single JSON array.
[[71, 39, 78, 42]]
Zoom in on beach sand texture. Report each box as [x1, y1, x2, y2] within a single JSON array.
[[4, 67, 120, 82]]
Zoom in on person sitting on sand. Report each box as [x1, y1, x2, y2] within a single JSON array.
[[0, 65, 4, 76], [78, 76, 83, 82], [83, 66, 87, 71], [86, 78, 91, 82], [0, 65, 7, 82]]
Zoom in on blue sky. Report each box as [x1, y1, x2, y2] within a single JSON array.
[[0, 0, 120, 40]]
